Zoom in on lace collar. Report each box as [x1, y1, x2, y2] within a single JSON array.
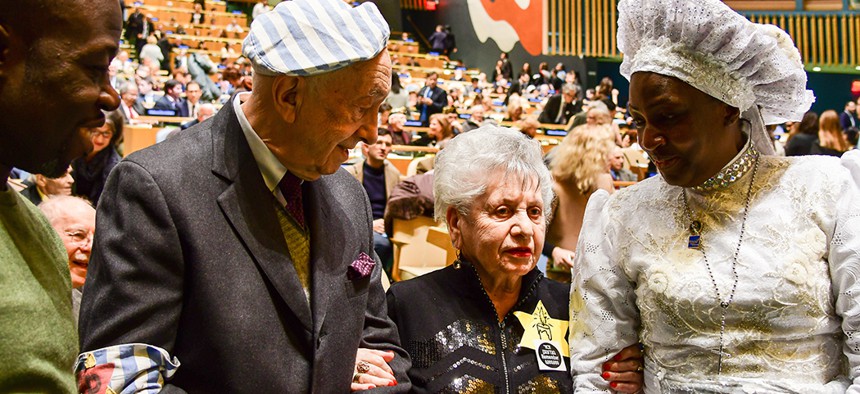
[[691, 135, 759, 193]]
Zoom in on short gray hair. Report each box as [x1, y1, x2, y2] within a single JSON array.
[[562, 83, 580, 95], [433, 126, 553, 222]]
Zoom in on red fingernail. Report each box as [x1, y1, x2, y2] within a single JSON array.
[[601, 372, 610, 380], [389, 381, 397, 387], [610, 382, 618, 388], [613, 354, 622, 361], [602, 362, 611, 370]]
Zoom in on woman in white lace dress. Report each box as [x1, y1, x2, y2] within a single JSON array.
[[569, 0, 860, 392]]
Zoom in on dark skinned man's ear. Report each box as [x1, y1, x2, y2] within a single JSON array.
[[0, 23, 28, 82], [271, 75, 304, 124]]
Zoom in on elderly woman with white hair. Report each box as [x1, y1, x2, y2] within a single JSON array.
[[387, 126, 643, 393], [571, 0, 860, 391]]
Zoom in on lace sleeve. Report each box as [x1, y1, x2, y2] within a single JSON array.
[[569, 190, 640, 391], [829, 150, 860, 392]]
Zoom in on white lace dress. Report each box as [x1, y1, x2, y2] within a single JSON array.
[[570, 150, 860, 393]]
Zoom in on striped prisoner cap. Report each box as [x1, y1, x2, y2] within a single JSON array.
[[243, 0, 390, 76]]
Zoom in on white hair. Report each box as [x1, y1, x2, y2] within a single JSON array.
[[433, 126, 554, 223]]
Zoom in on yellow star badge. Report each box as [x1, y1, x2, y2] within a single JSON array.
[[513, 300, 569, 357]]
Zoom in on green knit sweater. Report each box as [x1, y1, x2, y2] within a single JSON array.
[[0, 187, 77, 393]]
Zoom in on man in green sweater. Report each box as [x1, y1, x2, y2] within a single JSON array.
[[0, 0, 122, 391]]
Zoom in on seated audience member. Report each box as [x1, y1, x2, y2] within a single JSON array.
[[811, 110, 850, 157], [225, 19, 244, 38], [108, 60, 125, 90], [461, 104, 484, 133], [447, 86, 464, 109], [609, 146, 638, 182], [568, 100, 610, 130], [118, 83, 145, 123], [19, 167, 75, 206], [386, 127, 643, 393], [180, 103, 217, 130], [504, 72, 531, 105], [190, 3, 205, 24], [378, 103, 392, 129], [411, 113, 452, 147], [546, 124, 615, 270], [153, 79, 189, 116], [385, 73, 409, 114], [539, 83, 581, 124], [445, 109, 464, 135], [184, 81, 204, 118], [465, 77, 482, 96], [846, 127, 859, 150], [514, 116, 540, 138], [71, 114, 122, 206], [136, 77, 158, 109], [506, 98, 525, 122], [39, 196, 96, 326], [785, 110, 819, 156], [345, 131, 401, 276], [172, 68, 192, 89], [388, 113, 412, 146]]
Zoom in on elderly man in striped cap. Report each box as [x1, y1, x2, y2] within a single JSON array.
[[76, 0, 410, 392]]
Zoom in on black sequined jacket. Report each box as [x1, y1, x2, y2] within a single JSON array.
[[387, 261, 573, 393]]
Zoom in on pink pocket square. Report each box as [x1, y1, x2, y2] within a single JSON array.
[[348, 252, 375, 280]]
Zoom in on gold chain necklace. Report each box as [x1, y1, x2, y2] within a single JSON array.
[[680, 152, 760, 376]]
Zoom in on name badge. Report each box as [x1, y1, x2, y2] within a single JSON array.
[[534, 340, 566, 371]]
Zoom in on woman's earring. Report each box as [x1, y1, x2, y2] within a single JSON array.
[[454, 249, 462, 269]]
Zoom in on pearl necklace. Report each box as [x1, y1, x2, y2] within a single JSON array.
[[680, 150, 760, 376]]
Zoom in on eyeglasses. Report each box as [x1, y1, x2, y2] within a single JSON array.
[[64, 230, 93, 247], [90, 130, 113, 138]]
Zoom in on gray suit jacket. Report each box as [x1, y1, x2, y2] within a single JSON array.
[[79, 103, 411, 392]]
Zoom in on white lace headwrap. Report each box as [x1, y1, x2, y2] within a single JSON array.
[[617, 0, 815, 155]]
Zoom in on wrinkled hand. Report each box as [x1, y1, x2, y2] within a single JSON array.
[[601, 344, 644, 393], [350, 348, 397, 391], [551, 247, 574, 270], [372, 218, 385, 234]]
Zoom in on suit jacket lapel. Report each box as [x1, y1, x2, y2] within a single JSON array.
[[212, 104, 314, 333], [306, 178, 342, 336]]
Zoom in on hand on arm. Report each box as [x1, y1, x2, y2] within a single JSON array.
[[601, 344, 644, 393], [351, 348, 397, 391]]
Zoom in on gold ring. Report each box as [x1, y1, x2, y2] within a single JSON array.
[[636, 365, 644, 372], [353, 372, 362, 383], [357, 360, 371, 374]]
